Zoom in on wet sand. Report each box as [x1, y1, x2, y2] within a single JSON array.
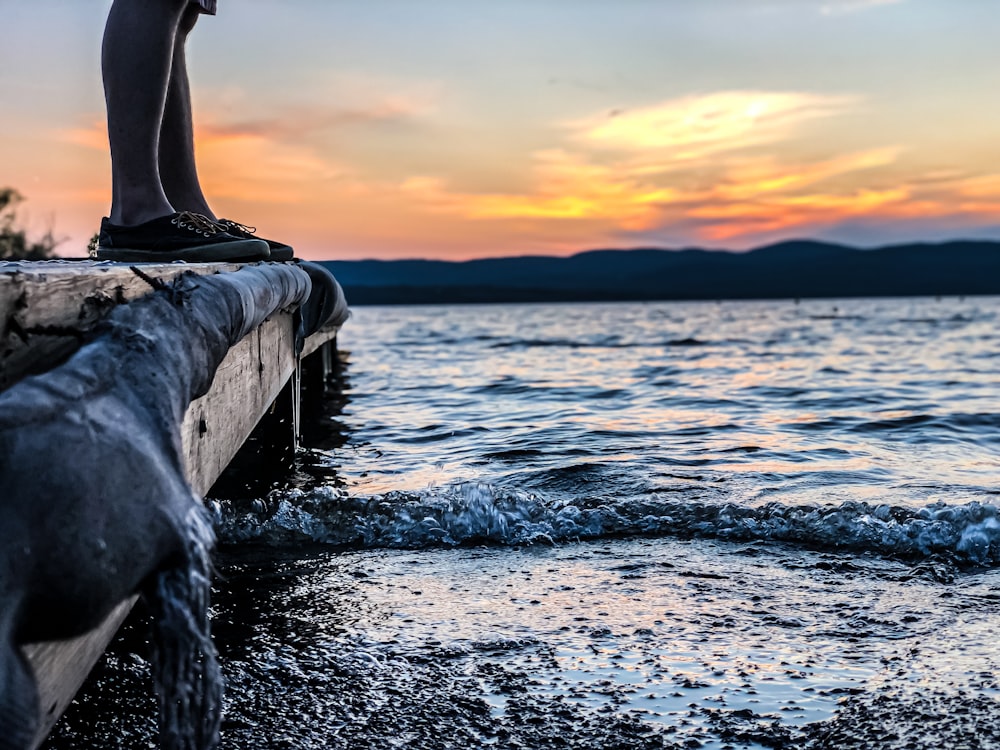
[[46, 537, 1000, 749]]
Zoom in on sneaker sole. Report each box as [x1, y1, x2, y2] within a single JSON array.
[[95, 237, 270, 263]]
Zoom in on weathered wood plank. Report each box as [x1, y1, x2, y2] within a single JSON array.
[[301, 325, 337, 360], [182, 313, 297, 496], [23, 599, 136, 748], [0, 261, 243, 391]]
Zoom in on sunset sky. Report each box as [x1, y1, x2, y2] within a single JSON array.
[[3, 0, 1000, 261]]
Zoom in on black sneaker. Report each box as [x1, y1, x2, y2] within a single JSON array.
[[216, 218, 295, 261], [95, 211, 270, 262]]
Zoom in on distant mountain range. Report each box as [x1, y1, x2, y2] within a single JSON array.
[[318, 239, 1000, 305]]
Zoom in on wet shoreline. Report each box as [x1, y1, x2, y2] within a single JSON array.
[[46, 537, 1000, 749]]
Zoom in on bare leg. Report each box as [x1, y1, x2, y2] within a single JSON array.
[[159, 4, 217, 220], [103, 0, 190, 226]]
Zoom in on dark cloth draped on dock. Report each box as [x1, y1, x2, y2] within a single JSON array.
[[295, 261, 347, 354], [0, 262, 345, 749]]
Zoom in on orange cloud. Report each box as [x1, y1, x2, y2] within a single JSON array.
[[46, 88, 1000, 259], [60, 97, 425, 151], [198, 132, 349, 204], [198, 100, 429, 143], [57, 116, 356, 205], [714, 148, 902, 200], [395, 141, 911, 241], [395, 134, 1000, 250], [689, 188, 919, 240], [60, 119, 108, 151], [389, 87, 1000, 249], [402, 150, 678, 231], [953, 174, 1000, 199], [570, 91, 858, 160]]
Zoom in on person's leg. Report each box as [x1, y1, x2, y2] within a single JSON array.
[[157, 4, 297, 260], [103, 0, 190, 226], [157, 4, 296, 260], [100, 0, 268, 260], [159, 4, 216, 220]]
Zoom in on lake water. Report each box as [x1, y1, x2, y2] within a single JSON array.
[[47, 297, 1000, 749]]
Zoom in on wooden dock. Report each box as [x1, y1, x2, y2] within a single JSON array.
[[0, 260, 348, 747]]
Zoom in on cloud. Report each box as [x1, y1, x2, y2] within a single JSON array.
[[953, 174, 1000, 199], [687, 187, 920, 240], [398, 146, 915, 241], [820, 0, 904, 16], [569, 91, 858, 160], [56, 114, 357, 207], [53, 84, 1000, 258], [197, 133, 350, 205], [60, 74, 438, 150], [198, 99, 432, 143], [60, 101, 421, 153], [398, 91, 893, 241], [711, 147, 902, 200], [395, 88, 1000, 252], [60, 119, 108, 151], [401, 149, 680, 232]]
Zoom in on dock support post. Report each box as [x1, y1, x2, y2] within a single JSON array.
[[300, 337, 336, 417], [206, 376, 297, 499], [206, 337, 339, 500]]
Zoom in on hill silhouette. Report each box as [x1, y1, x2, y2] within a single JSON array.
[[319, 239, 1000, 305]]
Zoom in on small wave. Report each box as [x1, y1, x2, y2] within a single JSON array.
[[787, 411, 1000, 443], [488, 336, 627, 350], [849, 413, 1000, 434], [210, 484, 1000, 566], [661, 337, 708, 347], [897, 314, 974, 325], [485, 336, 711, 350], [483, 448, 547, 462]]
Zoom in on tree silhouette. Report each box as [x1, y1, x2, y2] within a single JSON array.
[[1, 188, 59, 260]]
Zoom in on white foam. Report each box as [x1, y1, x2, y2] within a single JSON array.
[[210, 484, 1000, 565]]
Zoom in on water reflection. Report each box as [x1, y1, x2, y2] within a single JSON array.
[[330, 298, 1000, 506]]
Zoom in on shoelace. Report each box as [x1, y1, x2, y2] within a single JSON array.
[[172, 211, 221, 237], [220, 219, 257, 236]]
